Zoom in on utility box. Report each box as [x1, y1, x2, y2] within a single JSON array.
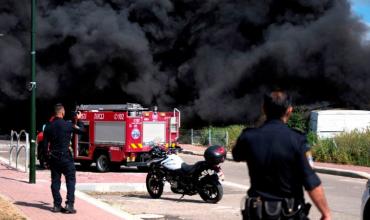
[[310, 110, 370, 138]]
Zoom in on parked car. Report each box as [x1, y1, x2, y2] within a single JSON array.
[[362, 179, 370, 220]]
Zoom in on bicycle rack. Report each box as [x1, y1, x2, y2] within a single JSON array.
[[9, 130, 29, 172]]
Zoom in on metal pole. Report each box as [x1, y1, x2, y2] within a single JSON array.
[[29, 0, 37, 184], [191, 129, 194, 145], [208, 128, 212, 146], [225, 130, 229, 147]]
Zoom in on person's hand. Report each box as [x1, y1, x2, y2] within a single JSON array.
[[76, 111, 82, 119], [320, 213, 331, 220], [43, 161, 50, 169]]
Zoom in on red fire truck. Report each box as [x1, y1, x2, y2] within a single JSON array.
[[72, 103, 181, 172]]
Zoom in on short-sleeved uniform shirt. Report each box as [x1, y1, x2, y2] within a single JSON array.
[[232, 119, 321, 201], [43, 117, 83, 154]]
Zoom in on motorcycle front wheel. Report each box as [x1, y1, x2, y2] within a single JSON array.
[[146, 171, 164, 198], [199, 180, 223, 203]]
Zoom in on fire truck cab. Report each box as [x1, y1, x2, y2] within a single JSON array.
[[73, 103, 180, 172]]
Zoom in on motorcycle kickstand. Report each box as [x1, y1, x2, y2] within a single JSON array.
[[179, 194, 185, 199]]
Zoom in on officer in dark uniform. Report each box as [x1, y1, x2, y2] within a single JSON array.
[[232, 91, 331, 220], [43, 104, 84, 214]]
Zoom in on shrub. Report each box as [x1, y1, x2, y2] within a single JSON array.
[[224, 125, 247, 151], [306, 131, 318, 146], [287, 107, 309, 132], [312, 130, 370, 166]]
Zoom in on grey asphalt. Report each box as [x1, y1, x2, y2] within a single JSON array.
[[86, 153, 368, 220]]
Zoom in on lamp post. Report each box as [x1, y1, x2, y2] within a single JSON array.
[[29, 0, 37, 184]]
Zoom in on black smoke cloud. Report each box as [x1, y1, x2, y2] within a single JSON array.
[[1, 0, 370, 130]]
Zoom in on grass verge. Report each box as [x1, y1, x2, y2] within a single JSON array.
[[0, 195, 26, 220]]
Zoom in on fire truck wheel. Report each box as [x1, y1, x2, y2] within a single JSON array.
[[96, 154, 110, 172]]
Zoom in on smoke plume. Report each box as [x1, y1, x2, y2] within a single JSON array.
[[1, 0, 370, 130]]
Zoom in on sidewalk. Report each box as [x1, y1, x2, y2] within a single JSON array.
[[180, 144, 370, 179], [0, 161, 144, 220]]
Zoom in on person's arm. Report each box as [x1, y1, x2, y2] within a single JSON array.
[[71, 111, 85, 134], [232, 133, 247, 162], [72, 121, 85, 134], [297, 135, 331, 220], [42, 127, 50, 167], [307, 185, 331, 220]]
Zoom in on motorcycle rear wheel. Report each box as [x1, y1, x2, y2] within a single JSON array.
[[146, 171, 164, 198], [199, 180, 223, 203]]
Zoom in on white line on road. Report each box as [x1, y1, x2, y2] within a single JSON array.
[[222, 181, 249, 191]]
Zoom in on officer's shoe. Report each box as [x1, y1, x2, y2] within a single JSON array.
[[63, 204, 76, 214], [51, 205, 63, 213]]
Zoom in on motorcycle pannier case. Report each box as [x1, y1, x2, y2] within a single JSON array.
[[204, 145, 226, 165]]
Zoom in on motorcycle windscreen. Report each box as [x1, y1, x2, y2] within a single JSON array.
[[143, 122, 166, 146]]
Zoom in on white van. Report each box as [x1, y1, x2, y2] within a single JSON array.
[[310, 110, 370, 138]]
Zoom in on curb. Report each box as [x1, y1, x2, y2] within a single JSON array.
[[313, 166, 370, 180], [65, 185, 142, 220], [181, 150, 370, 180], [76, 183, 171, 193], [76, 183, 147, 193]]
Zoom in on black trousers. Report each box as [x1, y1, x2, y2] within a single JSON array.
[[49, 153, 76, 207]]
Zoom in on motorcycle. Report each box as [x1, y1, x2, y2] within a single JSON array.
[[145, 145, 226, 203]]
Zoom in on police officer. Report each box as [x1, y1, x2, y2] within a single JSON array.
[[43, 104, 84, 214], [232, 91, 331, 220]]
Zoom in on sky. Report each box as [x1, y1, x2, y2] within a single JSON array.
[[351, 0, 370, 40], [351, 0, 370, 24]]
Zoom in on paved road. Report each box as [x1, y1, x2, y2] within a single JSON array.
[[90, 153, 367, 220]]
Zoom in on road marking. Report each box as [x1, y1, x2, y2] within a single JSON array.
[[222, 181, 249, 190], [63, 185, 142, 220]]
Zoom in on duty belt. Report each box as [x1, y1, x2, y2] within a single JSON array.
[[50, 150, 70, 157]]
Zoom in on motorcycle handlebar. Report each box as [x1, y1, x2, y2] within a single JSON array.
[[149, 145, 183, 158]]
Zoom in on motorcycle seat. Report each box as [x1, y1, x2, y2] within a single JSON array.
[[181, 161, 205, 175]]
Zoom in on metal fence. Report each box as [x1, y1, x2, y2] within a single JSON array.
[[179, 128, 229, 146], [0, 130, 30, 172]]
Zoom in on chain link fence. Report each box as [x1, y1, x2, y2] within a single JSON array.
[[179, 128, 229, 146]]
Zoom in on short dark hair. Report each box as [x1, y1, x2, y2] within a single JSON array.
[[263, 91, 292, 120], [54, 103, 64, 115]]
